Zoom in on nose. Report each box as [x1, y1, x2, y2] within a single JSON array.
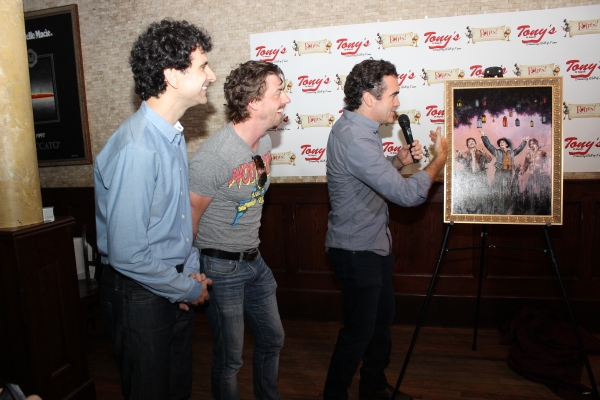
[[394, 96, 400, 107], [206, 65, 216, 82], [282, 91, 291, 104]]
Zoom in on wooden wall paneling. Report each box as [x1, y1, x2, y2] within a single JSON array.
[[0, 218, 95, 400], [40, 181, 600, 331]]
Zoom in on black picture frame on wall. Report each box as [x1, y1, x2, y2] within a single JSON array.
[[25, 4, 92, 167]]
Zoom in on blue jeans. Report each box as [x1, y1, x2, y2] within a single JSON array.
[[323, 249, 395, 400], [100, 266, 194, 400], [201, 251, 284, 400]]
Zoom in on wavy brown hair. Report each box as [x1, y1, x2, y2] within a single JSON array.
[[344, 59, 397, 111], [224, 61, 285, 123], [130, 19, 212, 101]]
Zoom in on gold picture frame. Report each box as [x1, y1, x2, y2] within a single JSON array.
[[444, 77, 563, 225]]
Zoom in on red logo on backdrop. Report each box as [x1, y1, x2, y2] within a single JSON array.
[[423, 31, 460, 49], [564, 137, 600, 155], [270, 114, 290, 130], [516, 25, 557, 44], [398, 71, 416, 86], [300, 144, 326, 161], [297, 75, 331, 92], [383, 142, 403, 155], [255, 45, 287, 62], [469, 65, 508, 77], [426, 105, 445, 123], [336, 38, 371, 55], [565, 60, 598, 79]]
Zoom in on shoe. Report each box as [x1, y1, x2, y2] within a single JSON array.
[[358, 384, 413, 400]]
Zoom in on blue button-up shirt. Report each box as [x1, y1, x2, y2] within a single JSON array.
[[94, 102, 201, 303], [325, 109, 431, 256]]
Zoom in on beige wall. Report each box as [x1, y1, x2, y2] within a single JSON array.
[[23, 0, 597, 187]]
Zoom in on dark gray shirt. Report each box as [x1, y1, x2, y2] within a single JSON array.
[[325, 109, 431, 256]]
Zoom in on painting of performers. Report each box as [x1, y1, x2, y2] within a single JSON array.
[[444, 78, 563, 225]]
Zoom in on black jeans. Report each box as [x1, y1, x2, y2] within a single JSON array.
[[100, 266, 195, 400], [323, 248, 395, 400]]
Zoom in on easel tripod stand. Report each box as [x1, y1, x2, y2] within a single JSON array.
[[391, 222, 599, 400]]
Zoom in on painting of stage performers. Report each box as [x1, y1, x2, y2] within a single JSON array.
[[443, 77, 563, 225]]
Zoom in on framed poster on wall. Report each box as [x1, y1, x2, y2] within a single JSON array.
[[25, 4, 92, 167], [444, 77, 563, 225]]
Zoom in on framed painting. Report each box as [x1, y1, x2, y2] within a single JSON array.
[[443, 77, 563, 225], [25, 4, 92, 167]]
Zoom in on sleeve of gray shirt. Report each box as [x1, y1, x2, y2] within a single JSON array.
[[346, 136, 431, 207]]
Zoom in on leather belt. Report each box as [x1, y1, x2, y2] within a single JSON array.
[[200, 248, 259, 262]]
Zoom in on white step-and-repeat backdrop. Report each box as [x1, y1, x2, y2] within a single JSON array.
[[250, 6, 600, 178]]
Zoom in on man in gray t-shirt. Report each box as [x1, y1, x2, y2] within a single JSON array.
[[189, 60, 290, 400]]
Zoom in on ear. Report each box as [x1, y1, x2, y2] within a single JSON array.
[[164, 68, 180, 89], [362, 91, 374, 108], [247, 98, 260, 112]]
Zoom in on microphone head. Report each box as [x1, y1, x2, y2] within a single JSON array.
[[398, 114, 411, 128]]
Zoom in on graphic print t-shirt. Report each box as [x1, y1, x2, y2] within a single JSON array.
[[189, 123, 271, 252]]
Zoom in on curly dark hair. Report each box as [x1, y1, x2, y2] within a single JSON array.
[[130, 19, 212, 101], [343, 59, 398, 111], [224, 61, 285, 123], [528, 138, 539, 147]]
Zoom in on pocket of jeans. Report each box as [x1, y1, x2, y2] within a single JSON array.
[[128, 287, 160, 304], [203, 257, 238, 275]]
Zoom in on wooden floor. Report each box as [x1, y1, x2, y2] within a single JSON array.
[[86, 313, 600, 399]]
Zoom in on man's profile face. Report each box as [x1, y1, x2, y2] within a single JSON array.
[[371, 75, 400, 125], [467, 139, 476, 149], [177, 47, 216, 107], [253, 73, 291, 128]]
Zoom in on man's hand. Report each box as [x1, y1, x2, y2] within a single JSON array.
[[178, 273, 213, 311], [393, 140, 422, 169], [479, 129, 486, 136], [430, 126, 448, 160], [422, 126, 448, 182]]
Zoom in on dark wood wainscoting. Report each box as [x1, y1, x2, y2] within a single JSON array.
[[42, 180, 600, 331]]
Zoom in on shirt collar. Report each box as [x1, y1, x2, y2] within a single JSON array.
[[139, 101, 183, 144], [342, 108, 380, 134]]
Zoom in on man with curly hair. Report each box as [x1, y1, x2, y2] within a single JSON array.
[[324, 59, 448, 400], [94, 19, 215, 400], [189, 60, 290, 400]]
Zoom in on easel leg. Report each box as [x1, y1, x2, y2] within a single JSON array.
[[472, 224, 488, 350], [543, 224, 599, 399], [392, 222, 454, 400]]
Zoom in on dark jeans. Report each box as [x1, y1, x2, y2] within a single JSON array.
[[323, 248, 395, 400], [100, 266, 195, 400]]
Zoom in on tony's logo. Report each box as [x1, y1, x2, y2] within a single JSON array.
[[297, 75, 331, 92], [425, 105, 445, 123], [516, 25, 556, 43], [565, 59, 598, 79], [383, 142, 403, 155], [469, 65, 507, 77], [300, 144, 326, 161], [423, 31, 460, 49], [398, 71, 416, 86], [255, 45, 287, 62], [336, 38, 370, 55], [564, 136, 600, 155]]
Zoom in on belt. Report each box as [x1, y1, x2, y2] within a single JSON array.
[[200, 248, 259, 262], [108, 263, 184, 275]]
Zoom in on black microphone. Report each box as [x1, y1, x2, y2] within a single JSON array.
[[398, 114, 419, 163]]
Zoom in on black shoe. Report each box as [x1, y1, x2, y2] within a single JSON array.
[[358, 384, 413, 400]]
